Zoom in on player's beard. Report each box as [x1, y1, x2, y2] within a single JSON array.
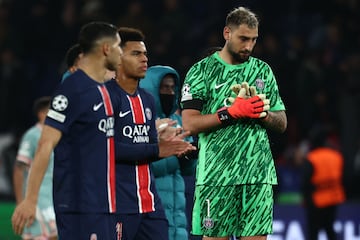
[[226, 43, 250, 64]]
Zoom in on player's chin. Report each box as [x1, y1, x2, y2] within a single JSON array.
[[240, 53, 250, 60], [137, 73, 147, 79], [234, 53, 250, 63], [140, 68, 148, 76]]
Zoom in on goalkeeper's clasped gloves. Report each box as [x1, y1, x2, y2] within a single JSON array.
[[217, 82, 270, 125]]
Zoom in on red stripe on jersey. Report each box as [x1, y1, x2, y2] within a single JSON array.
[[128, 95, 145, 124], [98, 85, 116, 213], [99, 85, 114, 115], [128, 94, 154, 212], [136, 164, 155, 213]]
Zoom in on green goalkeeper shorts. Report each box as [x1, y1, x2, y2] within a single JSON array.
[[191, 184, 274, 237]]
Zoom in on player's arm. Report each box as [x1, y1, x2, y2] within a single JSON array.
[[13, 161, 27, 205], [24, 125, 60, 204], [115, 136, 196, 164], [182, 86, 269, 135], [115, 142, 159, 164], [260, 110, 287, 133], [12, 125, 61, 235], [182, 108, 221, 135]]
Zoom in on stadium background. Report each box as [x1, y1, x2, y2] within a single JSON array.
[[0, 0, 359, 239]]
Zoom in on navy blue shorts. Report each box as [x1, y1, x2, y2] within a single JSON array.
[[115, 211, 169, 240], [56, 212, 117, 239]]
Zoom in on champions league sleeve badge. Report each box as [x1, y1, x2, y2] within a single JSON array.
[[181, 83, 192, 102], [52, 95, 68, 111], [47, 95, 68, 123], [203, 199, 214, 229]]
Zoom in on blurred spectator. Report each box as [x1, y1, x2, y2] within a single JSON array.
[[12, 96, 57, 240], [301, 126, 345, 240]]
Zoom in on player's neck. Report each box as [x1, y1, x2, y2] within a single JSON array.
[[219, 48, 247, 65], [78, 56, 107, 83], [218, 49, 234, 65], [115, 75, 138, 95]]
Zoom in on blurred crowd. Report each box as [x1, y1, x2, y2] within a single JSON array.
[[0, 0, 359, 202]]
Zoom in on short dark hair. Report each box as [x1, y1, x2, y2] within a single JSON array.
[[65, 43, 82, 68], [33, 96, 51, 116], [118, 27, 145, 48], [226, 7, 259, 29], [78, 21, 118, 54]]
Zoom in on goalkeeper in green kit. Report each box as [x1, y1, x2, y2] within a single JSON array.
[[180, 6, 287, 240]]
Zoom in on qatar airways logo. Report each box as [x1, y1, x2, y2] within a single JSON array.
[[123, 125, 150, 143], [98, 117, 114, 137]]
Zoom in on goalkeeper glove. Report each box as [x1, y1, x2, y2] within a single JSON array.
[[228, 82, 257, 101], [217, 83, 270, 124]]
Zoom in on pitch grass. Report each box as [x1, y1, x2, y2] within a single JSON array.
[[0, 201, 21, 240]]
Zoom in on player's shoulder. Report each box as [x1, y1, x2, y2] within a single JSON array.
[[249, 56, 271, 68], [21, 125, 41, 141], [186, 55, 214, 78], [138, 87, 155, 102], [193, 54, 214, 67], [138, 86, 152, 97], [60, 70, 95, 93], [105, 78, 117, 88]]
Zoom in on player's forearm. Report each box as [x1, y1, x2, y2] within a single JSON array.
[[182, 109, 220, 135], [24, 140, 53, 203], [115, 142, 158, 164], [13, 163, 25, 205], [260, 110, 287, 133]]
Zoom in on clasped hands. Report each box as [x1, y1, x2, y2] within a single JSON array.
[[156, 118, 196, 158], [225, 82, 270, 119]]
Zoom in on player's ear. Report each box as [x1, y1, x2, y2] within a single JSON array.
[[223, 26, 231, 41], [102, 41, 111, 56]]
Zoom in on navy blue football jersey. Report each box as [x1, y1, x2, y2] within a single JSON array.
[[45, 70, 116, 213], [106, 79, 163, 214]]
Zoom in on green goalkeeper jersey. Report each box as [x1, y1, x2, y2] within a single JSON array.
[[181, 52, 285, 186]]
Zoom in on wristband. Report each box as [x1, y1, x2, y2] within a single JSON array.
[[217, 107, 234, 125]]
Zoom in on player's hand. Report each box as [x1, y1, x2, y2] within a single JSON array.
[[156, 118, 177, 129], [156, 118, 182, 141], [228, 82, 258, 101], [158, 136, 196, 158], [12, 199, 36, 235], [224, 82, 269, 119]]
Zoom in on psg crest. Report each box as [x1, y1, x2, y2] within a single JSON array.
[[255, 79, 265, 91], [203, 217, 214, 229]]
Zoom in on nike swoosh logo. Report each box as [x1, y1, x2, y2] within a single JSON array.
[[214, 83, 226, 89], [119, 110, 131, 118], [93, 102, 103, 111]]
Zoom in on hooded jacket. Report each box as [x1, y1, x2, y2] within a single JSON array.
[[140, 65, 196, 240]]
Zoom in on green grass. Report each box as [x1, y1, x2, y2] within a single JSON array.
[[0, 201, 21, 240], [276, 192, 303, 205]]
